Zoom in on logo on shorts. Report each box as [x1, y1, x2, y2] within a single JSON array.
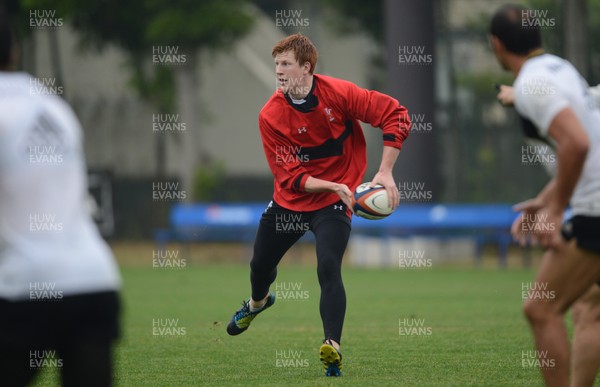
[[265, 201, 274, 213], [561, 221, 573, 237], [333, 205, 344, 211]]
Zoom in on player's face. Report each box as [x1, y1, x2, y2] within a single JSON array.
[[274, 50, 310, 96]]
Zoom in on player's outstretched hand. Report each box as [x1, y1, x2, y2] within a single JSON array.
[[333, 183, 354, 214], [533, 206, 564, 250], [369, 172, 399, 210], [496, 84, 515, 107], [512, 198, 563, 249], [511, 197, 544, 246]]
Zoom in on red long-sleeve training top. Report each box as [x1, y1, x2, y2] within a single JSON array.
[[258, 74, 410, 212]]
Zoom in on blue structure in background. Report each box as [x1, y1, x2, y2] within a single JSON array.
[[155, 203, 521, 266]]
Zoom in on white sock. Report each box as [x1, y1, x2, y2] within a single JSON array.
[[249, 298, 265, 312]]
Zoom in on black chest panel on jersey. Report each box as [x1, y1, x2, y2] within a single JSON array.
[[297, 120, 354, 161]]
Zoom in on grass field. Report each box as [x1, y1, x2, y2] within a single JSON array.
[[31, 263, 569, 386]]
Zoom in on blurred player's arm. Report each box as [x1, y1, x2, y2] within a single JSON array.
[[514, 108, 589, 248], [546, 108, 589, 213], [498, 84, 600, 107], [536, 178, 557, 205]]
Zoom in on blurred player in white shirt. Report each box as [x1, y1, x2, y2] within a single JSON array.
[[498, 80, 600, 385], [491, 4, 600, 387], [0, 10, 121, 387]]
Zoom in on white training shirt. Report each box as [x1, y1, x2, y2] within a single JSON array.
[[514, 54, 600, 216], [0, 72, 121, 301], [589, 84, 600, 105]]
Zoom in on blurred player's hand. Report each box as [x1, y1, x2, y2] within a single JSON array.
[[534, 206, 564, 249], [511, 197, 544, 246], [496, 85, 515, 107], [333, 183, 354, 213], [511, 198, 563, 249], [369, 172, 399, 210]]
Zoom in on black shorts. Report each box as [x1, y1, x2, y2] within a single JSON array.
[[265, 199, 351, 233], [0, 290, 121, 350], [561, 215, 600, 255]]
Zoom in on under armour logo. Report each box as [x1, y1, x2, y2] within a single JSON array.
[[334, 205, 344, 210], [297, 127, 307, 134]]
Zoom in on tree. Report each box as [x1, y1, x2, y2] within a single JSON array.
[[22, 0, 254, 190]]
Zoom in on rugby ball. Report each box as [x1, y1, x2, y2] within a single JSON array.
[[353, 182, 394, 220]]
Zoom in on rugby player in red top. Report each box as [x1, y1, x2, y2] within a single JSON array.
[[226, 33, 411, 376]]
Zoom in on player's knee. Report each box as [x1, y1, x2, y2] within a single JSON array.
[[523, 299, 554, 325], [249, 258, 261, 274], [317, 256, 342, 284], [249, 257, 273, 277]]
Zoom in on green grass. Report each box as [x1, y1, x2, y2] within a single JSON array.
[[32, 265, 558, 386]]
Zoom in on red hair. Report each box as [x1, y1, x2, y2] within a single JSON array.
[[272, 33, 318, 74]]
